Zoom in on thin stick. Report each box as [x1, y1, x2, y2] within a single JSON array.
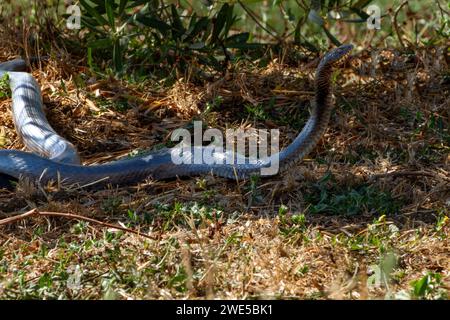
[[436, 0, 450, 18], [368, 170, 450, 183], [393, 1, 409, 49], [0, 208, 156, 240], [237, 0, 278, 39], [0, 208, 38, 226]]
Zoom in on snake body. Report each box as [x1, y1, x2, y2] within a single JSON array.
[[0, 45, 352, 187]]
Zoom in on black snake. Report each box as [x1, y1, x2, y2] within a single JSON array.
[[0, 44, 353, 188]]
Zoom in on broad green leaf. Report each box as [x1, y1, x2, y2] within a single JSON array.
[[91, 0, 105, 6], [226, 32, 250, 44], [322, 26, 342, 46], [294, 17, 303, 44], [80, 0, 109, 26], [81, 15, 100, 27], [225, 43, 263, 50], [118, 0, 128, 16], [211, 3, 230, 44], [113, 40, 123, 73], [105, 0, 115, 28], [413, 275, 429, 297], [183, 17, 209, 42], [189, 13, 198, 30], [81, 16, 107, 35], [171, 4, 185, 39], [135, 14, 171, 34], [223, 4, 235, 38]]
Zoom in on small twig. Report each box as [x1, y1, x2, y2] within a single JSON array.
[[0, 208, 38, 226], [0, 208, 156, 240], [237, 0, 278, 39], [392, 1, 409, 49], [436, 0, 450, 18], [368, 170, 450, 183]]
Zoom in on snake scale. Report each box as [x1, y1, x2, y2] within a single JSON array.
[[0, 44, 353, 188]]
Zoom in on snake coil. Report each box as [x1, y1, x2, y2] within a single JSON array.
[[0, 44, 353, 188]]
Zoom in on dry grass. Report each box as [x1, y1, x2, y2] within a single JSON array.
[[0, 22, 449, 299]]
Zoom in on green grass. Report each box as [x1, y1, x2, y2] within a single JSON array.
[[0, 73, 10, 98], [410, 272, 448, 300], [304, 173, 401, 216], [1, 207, 447, 299]]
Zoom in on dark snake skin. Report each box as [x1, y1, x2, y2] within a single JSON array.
[[0, 44, 353, 188]]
